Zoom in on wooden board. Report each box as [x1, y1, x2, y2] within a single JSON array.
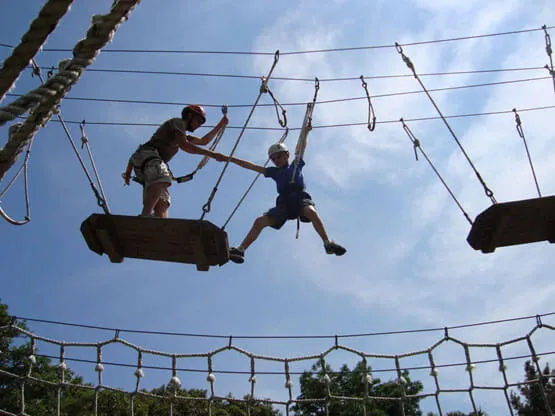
[[80, 214, 229, 271], [466, 196, 555, 253]]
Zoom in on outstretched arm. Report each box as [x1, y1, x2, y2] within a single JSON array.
[[188, 114, 229, 146], [218, 154, 266, 175], [180, 141, 226, 160]]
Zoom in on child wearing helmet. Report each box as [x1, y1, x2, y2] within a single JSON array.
[[217, 142, 346, 263], [122, 105, 228, 218]]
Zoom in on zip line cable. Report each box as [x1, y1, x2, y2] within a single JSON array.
[[10, 311, 555, 340], [5, 74, 549, 110], [1, 25, 551, 56], [28, 64, 548, 83], [23, 104, 555, 131]]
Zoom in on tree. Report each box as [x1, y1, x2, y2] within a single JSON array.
[[292, 360, 424, 416], [0, 299, 281, 415], [510, 360, 555, 415]]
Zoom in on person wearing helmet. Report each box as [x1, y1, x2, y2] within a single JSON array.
[[213, 142, 346, 263], [122, 105, 228, 218]]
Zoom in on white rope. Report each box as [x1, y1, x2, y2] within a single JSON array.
[[0, 0, 74, 103], [0, 0, 142, 182]]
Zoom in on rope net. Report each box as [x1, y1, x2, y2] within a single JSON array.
[[2, 317, 555, 415]]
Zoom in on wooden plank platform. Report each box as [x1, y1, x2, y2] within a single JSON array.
[[466, 196, 555, 253], [80, 214, 229, 271]]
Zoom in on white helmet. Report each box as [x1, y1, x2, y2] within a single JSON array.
[[268, 142, 288, 158]]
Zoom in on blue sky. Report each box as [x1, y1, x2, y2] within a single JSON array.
[[1, 0, 555, 414]]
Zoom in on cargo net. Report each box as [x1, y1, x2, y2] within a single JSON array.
[[1, 315, 555, 416]]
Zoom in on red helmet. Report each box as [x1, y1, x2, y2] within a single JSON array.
[[182, 105, 206, 124]]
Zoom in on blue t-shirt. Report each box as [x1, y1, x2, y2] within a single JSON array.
[[265, 159, 305, 195]]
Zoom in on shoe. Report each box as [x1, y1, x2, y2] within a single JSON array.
[[229, 247, 245, 264], [324, 241, 346, 256]]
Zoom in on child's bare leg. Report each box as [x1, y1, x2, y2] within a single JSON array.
[[143, 182, 170, 217], [302, 205, 329, 243], [239, 215, 275, 250]]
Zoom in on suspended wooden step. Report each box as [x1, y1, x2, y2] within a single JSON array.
[[80, 213, 229, 271], [467, 196, 555, 253]]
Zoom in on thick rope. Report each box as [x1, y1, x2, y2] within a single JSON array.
[[0, 0, 142, 182], [0, 0, 74, 103]]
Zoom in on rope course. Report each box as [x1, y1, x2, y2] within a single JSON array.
[[2, 313, 555, 415], [0, 0, 73, 103], [0, 0, 141, 182]]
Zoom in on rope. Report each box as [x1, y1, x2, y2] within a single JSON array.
[[360, 75, 376, 131], [11, 25, 552, 56], [79, 121, 110, 213], [199, 51, 281, 220], [27, 63, 551, 83], [513, 108, 542, 198], [0, 0, 142, 183], [174, 105, 228, 183], [395, 42, 497, 205], [401, 119, 473, 226], [3, 319, 555, 415], [5, 73, 549, 109], [0, 123, 33, 225], [0, 0, 73, 103], [543, 25, 555, 96]]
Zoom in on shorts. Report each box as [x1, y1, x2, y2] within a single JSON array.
[[266, 191, 315, 230], [131, 147, 172, 205]]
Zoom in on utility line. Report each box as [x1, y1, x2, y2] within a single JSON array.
[[1, 25, 551, 56]]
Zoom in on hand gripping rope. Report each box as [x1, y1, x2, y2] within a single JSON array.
[[200, 51, 281, 220], [174, 105, 228, 184]]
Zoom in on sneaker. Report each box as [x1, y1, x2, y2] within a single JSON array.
[[229, 247, 245, 264], [324, 241, 346, 256]]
